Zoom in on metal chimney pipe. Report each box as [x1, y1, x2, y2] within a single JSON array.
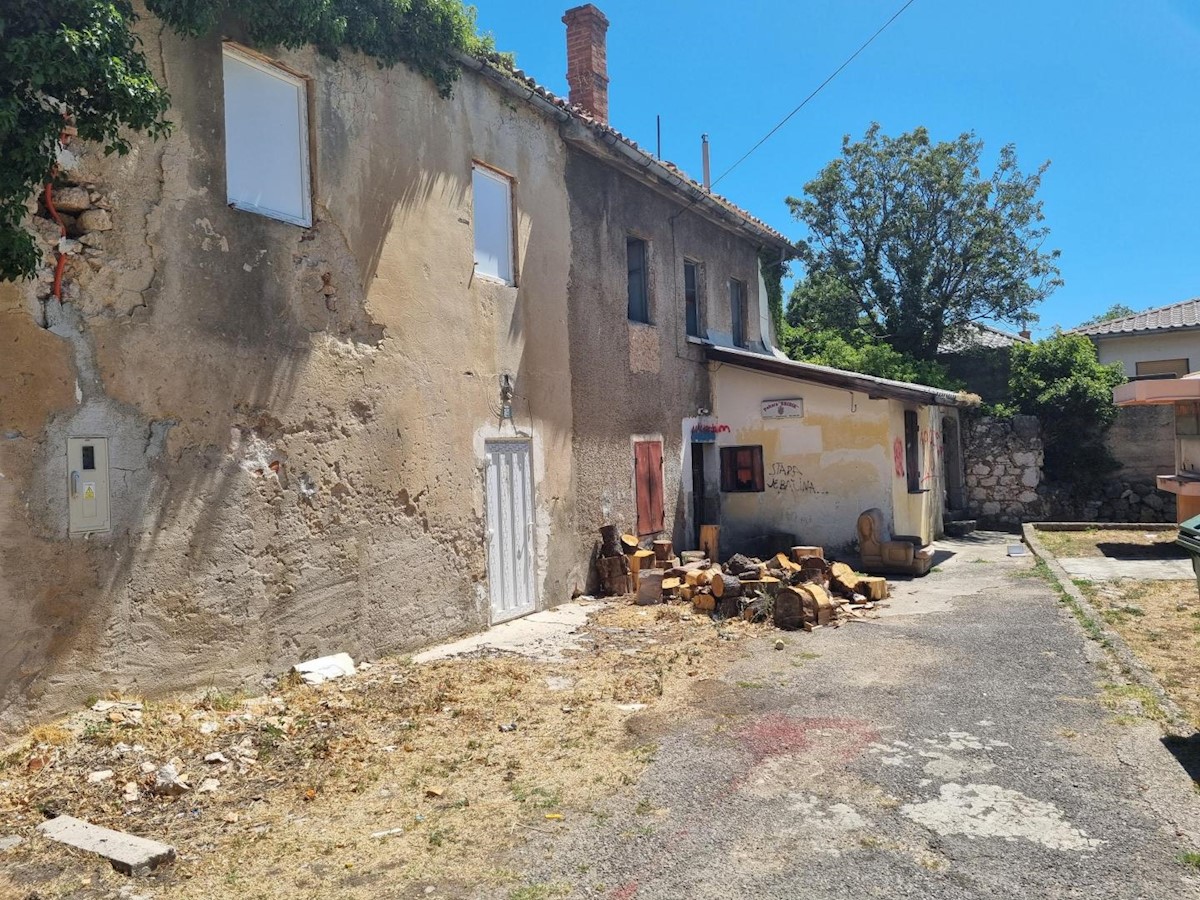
[[701, 133, 711, 190]]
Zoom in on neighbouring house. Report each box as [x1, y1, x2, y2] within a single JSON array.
[[1070, 297, 1200, 379], [705, 348, 974, 556], [936, 323, 1030, 404], [0, 2, 968, 725], [1070, 299, 1200, 483], [1113, 374, 1200, 523]]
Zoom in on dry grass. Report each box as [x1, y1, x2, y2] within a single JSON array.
[[0, 604, 758, 900], [1074, 578, 1200, 725], [1038, 527, 1179, 559]]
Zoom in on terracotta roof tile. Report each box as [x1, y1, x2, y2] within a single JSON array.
[[1069, 297, 1200, 336]]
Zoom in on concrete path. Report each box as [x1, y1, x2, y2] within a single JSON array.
[[1057, 556, 1195, 581], [492, 533, 1200, 899], [412, 599, 605, 663]]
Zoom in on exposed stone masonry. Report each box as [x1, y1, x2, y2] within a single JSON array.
[[964, 415, 1176, 528]]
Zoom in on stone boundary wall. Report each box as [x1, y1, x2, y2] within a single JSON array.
[[963, 415, 1176, 528]]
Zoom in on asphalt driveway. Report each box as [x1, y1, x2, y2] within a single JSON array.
[[493, 533, 1200, 899]]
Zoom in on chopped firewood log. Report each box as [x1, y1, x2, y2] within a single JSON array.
[[629, 549, 656, 585], [699, 524, 720, 562], [662, 576, 682, 592], [741, 596, 770, 623], [596, 555, 633, 595], [636, 569, 664, 605], [711, 572, 742, 599], [684, 569, 706, 587], [856, 576, 888, 601], [680, 550, 706, 563], [801, 583, 835, 626], [599, 524, 623, 558], [757, 575, 782, 597], [680, 585, 694, 602], [693, 592, 715, 612], [774, 586, 805, 629], [791, 545, 824, 562], [652, 539, 674, 562], [724, 554, 758, 577], [828, 562, 861, 598], [620, 533, 640, 554]]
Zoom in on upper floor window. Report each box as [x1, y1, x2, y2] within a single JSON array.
[[222, 45, 312, 227], [1136, 358, 1188, 379], [684, 260, 701, 337], [472, 163, 515, 284], [730, 278, 747, 348], [627, 237, 650, 323]]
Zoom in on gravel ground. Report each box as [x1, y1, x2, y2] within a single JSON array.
[[493, 534, 1200, 900]]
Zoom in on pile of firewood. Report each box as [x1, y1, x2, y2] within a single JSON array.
[[595, 527, 888, 631]]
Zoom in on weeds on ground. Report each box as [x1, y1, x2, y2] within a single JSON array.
[[1179, 851, 1200, 869]]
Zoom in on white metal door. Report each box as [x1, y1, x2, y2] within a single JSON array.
[[485, 441, 536, 623]]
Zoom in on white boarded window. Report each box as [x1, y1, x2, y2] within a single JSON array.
[[472, 163, 514, 284], [222, 46, 312, 227]]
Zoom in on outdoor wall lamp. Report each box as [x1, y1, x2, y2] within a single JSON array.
[[500, 374, 515, 420]]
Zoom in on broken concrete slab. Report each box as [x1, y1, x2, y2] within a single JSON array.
[[37, 815, 175, 875], [0, 835, 23, 851], [1056, 557, 1193, 581], [292, 652, 356, 685]]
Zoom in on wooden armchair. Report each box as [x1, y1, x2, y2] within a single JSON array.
[[856, 508, 934, 576]]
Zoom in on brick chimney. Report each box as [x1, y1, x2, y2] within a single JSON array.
[[563, 4, 610, 124]]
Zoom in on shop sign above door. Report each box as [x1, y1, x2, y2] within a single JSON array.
[[761, 398, 804, 419]]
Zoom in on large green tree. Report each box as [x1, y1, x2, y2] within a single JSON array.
[[1007, 332, 1125, 487], [788, 124, 1062, 360], [0, 0, 493, 282]]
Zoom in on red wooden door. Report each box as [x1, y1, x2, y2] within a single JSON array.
[[634, 440, 664, 535]]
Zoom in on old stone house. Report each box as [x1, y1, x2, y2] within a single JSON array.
[[0, 3, 786, 724], [0, 3, 965, 724]]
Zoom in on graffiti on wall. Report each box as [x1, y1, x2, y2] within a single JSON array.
[[767, 462, 828, 496]]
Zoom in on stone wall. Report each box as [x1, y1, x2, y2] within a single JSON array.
[[964, 416, 1047, 526], [964, 415, 1177, 528]]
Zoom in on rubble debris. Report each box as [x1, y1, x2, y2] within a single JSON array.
[[37, 814, 176, 876], [293, 652, 356, 685], [153, 763, 189, 796], [0, 835, 24, 852], [87, 769, 114, 783]]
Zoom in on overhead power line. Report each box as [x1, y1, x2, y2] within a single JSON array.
[[709, 0, 919, 191]]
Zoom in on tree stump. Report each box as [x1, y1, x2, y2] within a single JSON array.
[[636, 569, 665, 605], [620, 533, 640, 554], [711, 572, 742, 599], [774, 586, 806, 629], [791, 545, 824, 563], [652, 539, 674, 563]]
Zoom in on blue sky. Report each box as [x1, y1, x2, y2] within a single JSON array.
[[474, 0, 1200, 336]]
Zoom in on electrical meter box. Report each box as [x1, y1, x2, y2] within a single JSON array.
[[67, 437, 110, 534]]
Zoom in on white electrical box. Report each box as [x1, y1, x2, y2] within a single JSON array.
[[67, 437, 110, 534]]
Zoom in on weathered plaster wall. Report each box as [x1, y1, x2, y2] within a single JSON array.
[[711, 365, 935, 554], [564, 147, 765, 568], [1094, 331, 1200, 377], [889, 405, 948, 545], [1108, 405, 1175, 479], [0, 22, 575, 727]]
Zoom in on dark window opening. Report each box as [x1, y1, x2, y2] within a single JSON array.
[[904, 410, 921, 493], [627, 237, 649, 323], [684, 260, 700, 337], [82, 446, 95, 470], [720, 445, 764, 492], [730, 278, 747, 348]]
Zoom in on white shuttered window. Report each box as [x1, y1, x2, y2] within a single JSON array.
[[472, 164, 514, 284], [222, 46, 312, 227]]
